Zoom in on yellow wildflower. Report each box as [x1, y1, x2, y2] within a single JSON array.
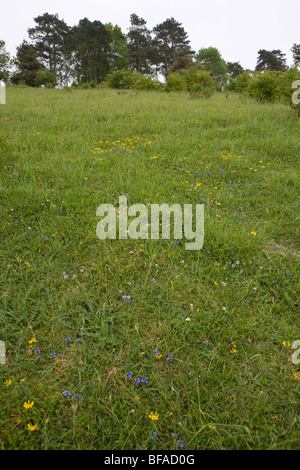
[[24, 400, 34, 409], [149, 412, 159, 421], [28, 338, 37, 344], [27, 423, 38, 431]]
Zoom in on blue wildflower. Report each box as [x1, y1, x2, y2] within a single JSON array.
[[135, 375, 147, 385]]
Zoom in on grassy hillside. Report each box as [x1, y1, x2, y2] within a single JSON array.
[[0, 87, 299, 449]]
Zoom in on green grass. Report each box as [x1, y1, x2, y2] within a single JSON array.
[[0, 86, 299, 450]]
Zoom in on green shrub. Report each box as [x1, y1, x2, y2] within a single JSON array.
[[277, 68, 300, 115], [227, 72, 251, 93], [106, 69, 161, 90], [34, 69, 57, 88], [80, 82, 95, 89], [165, 73, 186, 92], [248, 71, 280, 102], [183, 68, 216, 98], [105, 69, 136, 89], [132, 73, 160, 90]]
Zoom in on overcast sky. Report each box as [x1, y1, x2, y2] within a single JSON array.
[[1, 0, 299, 70]]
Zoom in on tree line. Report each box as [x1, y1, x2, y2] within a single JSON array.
[[0, 12, 299, 88]]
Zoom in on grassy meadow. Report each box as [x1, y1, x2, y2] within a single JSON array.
[[0, 86, 299, 450]]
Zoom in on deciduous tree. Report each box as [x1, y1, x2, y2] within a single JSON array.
[[196, 47, 227, 86], [105, 23, 129, 70]]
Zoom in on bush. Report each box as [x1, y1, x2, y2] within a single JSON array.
[[165, 73, 186, 92], [248, 71, 279, 102], [277, 68, 300, 115], [105, 69, 136, 89], [227, 72, 251, 93], [106, 69, 161, 90], [183, 68, 216, 98], [132, 73, 161, 90], [34, 69, 57, 88]]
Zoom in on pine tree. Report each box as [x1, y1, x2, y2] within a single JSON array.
[[255, 50, 287, 72], [227, 62, 244, 78], [28, 12, 72, 83], [152, 18, 193, 77], [291, 44, 300, 67], [127, 14, 152, 74], [13, 40, 43, 86], [72, 18, 112, 83]]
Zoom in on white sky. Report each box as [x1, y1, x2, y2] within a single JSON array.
[[1, 0, 299, 70]]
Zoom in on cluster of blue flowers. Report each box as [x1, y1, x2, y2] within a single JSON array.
[[64, 391, 84, 400], [127, 372, 148, 385], [35, 347, 41, 360], [135, 375, 148, 385]]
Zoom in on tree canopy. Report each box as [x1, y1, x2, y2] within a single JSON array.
[[291, 44, 300, 67], [0, 40, 10, 81], [153, 18, 193, 77], [5, 11, 298, 89], [255, 49, 287, 72], [13, 40, 43, 86], [196, 47, 228, 85]]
